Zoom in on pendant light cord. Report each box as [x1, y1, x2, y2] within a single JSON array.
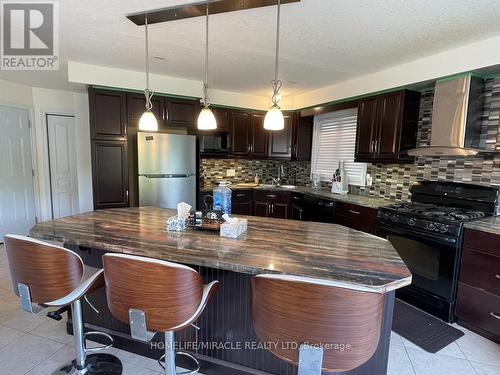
[[202, 2, 210, 107], [144, 15, 153, 111], [271, 0, 282, 107]]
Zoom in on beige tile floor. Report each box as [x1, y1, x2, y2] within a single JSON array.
[[1, 243, 500, 375]]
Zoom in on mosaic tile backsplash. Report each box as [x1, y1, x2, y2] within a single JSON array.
[[202, 77, 500, 201]]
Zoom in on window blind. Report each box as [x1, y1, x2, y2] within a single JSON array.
[[311, 108, 367, 186]]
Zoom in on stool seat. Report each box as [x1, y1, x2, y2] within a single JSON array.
[[251, 274, 384, 374], [102, 253, 219, 375], [4, 234, 122, 375]]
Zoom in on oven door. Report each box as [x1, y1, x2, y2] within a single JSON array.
[[377, 221, 461, 321]]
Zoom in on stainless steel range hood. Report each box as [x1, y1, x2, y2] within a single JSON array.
[[408, 75, 485, 156]]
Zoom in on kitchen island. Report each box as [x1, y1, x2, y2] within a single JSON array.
[[30, 207, 411, 375]]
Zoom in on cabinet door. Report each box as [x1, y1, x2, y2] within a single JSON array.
[[126, 93, 164, 128], [91, 140, 129, 209], [268, 113, 293, 159], [254, 201, 270, 217], [250, 112, 268, 157], [231, 110, 251, 155], [294, 116, 313, 161], [272, 203, 289, 219], [376, 91, 403, 160], [211, 106, 230, 132], [165, 98, 198, 128], [355, 96, 378, 161], [232, 202, 253, 215], [89, 88, 127, 140]]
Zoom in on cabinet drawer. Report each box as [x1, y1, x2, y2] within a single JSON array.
[[232, 190, 253, 202], [463, 229, 500, 256], [456, 282, 500, 338], [254, 190, 290, 203], [460, 249, 500, 297], [335, 202, 377, 234]]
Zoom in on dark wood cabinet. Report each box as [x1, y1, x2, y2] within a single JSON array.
[[253, 190, 290, 219], [91, 140, 129, 210], [126, 93, 164, 128], [232, 190, 254, 215], [293, 115, 313, 161], [249, 112, 269, 157], [456, 229, 500, 344], [335, 202, 377, 234], [268, 113, 294, 159], [355, 90, 420, 163], [211, 106, 230, 132], [89, 88, 127, 140], [231, 110, 251, 155], [291, 193, 305, 220], [165, 97, 198, 129]]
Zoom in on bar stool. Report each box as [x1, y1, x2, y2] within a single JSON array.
[[4, 234, 122, 374], [102, 253, 219, 375], [251, 274, 384, 374]]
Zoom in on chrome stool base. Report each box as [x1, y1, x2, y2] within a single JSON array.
[[52, 353, 123, 375], [158, 351, 201, 375]]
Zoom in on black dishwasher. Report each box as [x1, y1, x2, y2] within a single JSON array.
[[303, 195, 336, 223]]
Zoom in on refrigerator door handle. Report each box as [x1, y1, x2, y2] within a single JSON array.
[[141, 174, 195, 179]]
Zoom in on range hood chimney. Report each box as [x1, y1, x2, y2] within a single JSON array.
[[408, 74, 485, 156]]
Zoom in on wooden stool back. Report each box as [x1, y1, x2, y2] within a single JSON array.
[[4, 235, 84, 303], [102, 253, 204, 332], [251, 275, 384, 373]]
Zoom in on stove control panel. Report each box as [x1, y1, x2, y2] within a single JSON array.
[[377, 210, 460, 237]]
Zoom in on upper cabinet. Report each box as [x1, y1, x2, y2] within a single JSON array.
[[231, 110, 251, 154], [355, 90, 421, 163], [165, 97, 198, 129], [89, 88, 127, 140], [268, 113, 294, 159], [293, 115, 313, 161], [126, 93, 164, 128], [249, 112, 269, 157], [211, 106, 230, 132]]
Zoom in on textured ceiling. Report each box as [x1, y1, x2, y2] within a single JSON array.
[[1, 0, 500, 95]]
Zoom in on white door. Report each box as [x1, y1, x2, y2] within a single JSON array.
[[47, 115, 79, 219], [0, 105, 36, 238]]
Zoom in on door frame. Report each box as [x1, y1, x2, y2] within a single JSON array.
[[38, 108, 76, 221], [45, 113, 79, 220], [0, 101, 41, 226]]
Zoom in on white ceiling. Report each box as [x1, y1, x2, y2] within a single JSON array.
[[2, 0, 500, 96]]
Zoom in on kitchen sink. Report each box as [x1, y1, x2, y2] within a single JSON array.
[[280, 185, 297, 189]]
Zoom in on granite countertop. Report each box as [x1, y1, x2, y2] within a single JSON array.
[[464, 216, 500, 236], [200, 184, 392, 209], [29, 207, 411, 293]]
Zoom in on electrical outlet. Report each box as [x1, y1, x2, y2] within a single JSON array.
[[226, 169, 236, 177]]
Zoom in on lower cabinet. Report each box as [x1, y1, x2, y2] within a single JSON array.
[[232, 190, 254, 215], [456, 229, 500, 344], [335, 202, 377, 234], [91, 140, 129, 210], [253, 190, 290, 219], [291, 193, 305, 220]]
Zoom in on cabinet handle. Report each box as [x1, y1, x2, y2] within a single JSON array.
[[266, 194, 276, 198], [349, 210, 361, 215], [299, 208, 303, 220], [236, 193, 246, 197], [371, 140, 375, 153], [490, 312, 500, 320], [165, 108, 169, 121], [495, 274, 500, 279], [126, 190, 129, 203], [271, 203, 274, 215], [375, 139, 379, 153]]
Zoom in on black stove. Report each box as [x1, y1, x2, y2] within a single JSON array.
[[377, 181, 499, 322]]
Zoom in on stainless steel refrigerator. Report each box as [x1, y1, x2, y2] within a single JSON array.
[[137, 132, 197, 208]]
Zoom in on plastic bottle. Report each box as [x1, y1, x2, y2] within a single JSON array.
[[213, 181, 232, 215]]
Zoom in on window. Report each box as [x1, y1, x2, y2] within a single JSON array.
[[311, 108, 367, 186]]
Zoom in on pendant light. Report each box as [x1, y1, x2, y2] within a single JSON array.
[[264, 0, 284, 131], [197, 2, 217, 130], [139, 15, 158, 132]]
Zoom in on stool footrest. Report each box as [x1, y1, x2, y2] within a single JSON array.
[[158, 351, 201, 375], [84, 331, 114, 353]]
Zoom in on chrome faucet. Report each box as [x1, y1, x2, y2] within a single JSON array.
[[272, 165, 285, 187]]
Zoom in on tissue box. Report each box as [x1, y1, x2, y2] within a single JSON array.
[[166, 216, 189, 232], [220, 218, 248, 238]]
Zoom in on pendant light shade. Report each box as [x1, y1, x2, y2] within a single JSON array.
[[197, 106, 217, 130], [198, 2, 217, 130], [139, 110, 158, 131], [265, 0, 284, 131], [139, 15, 158, 132], [264, 104, 284, 130]]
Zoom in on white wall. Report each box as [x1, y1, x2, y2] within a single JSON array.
[[0, 79, 33, 107]]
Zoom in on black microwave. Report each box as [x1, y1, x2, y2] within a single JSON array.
[[199, 132, 231, 154]]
